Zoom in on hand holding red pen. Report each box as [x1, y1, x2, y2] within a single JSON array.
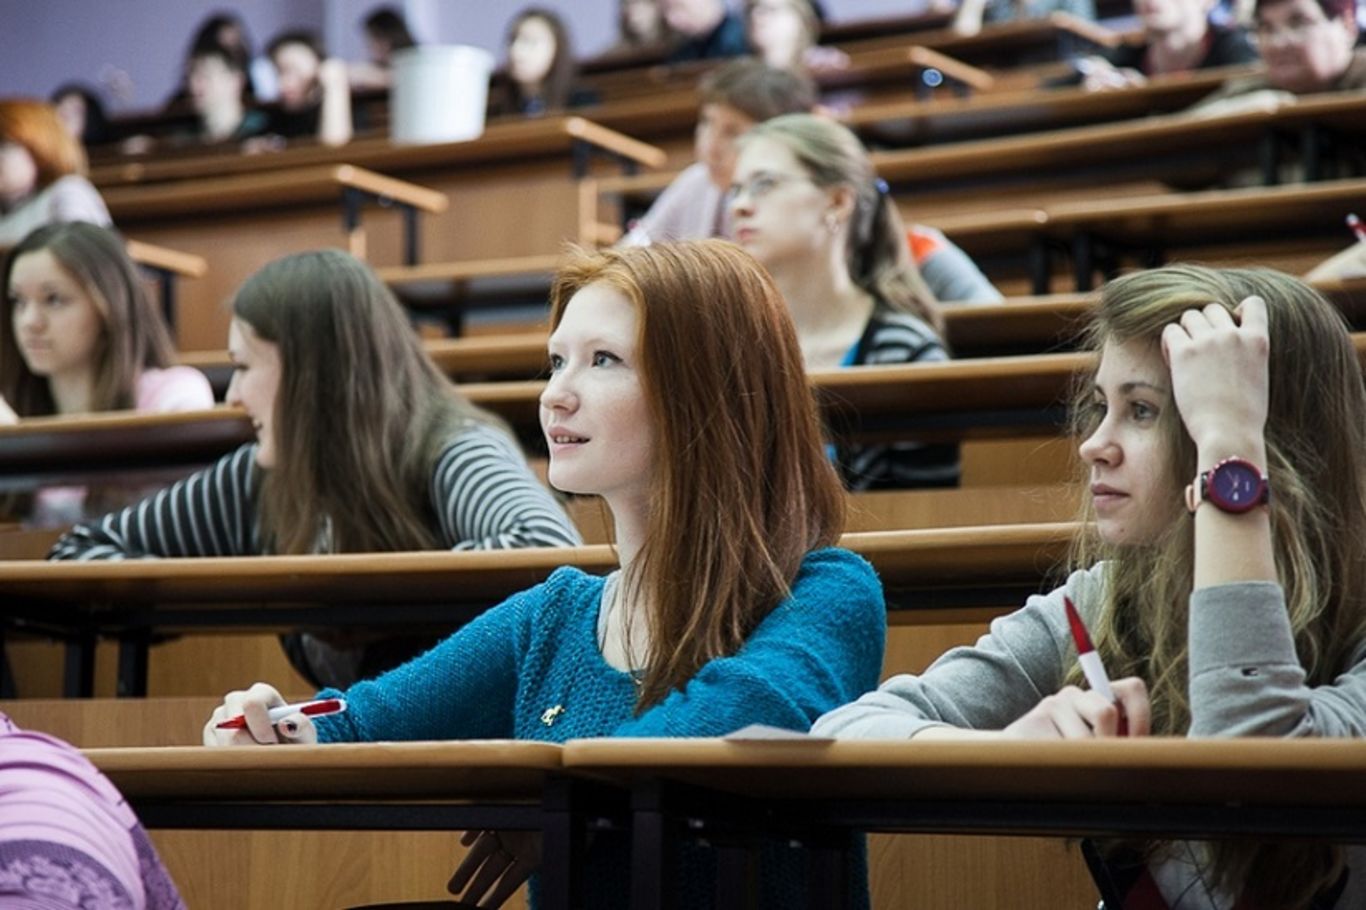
[[1000, 598, 1151, 740], [203, 682, 320, 746]]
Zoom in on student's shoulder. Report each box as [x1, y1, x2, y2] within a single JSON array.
[[434, 422, 526, 467], [136, 366, 215, 413], [860, 305, 944, 362], [509, 565, 608, 630], [792, 547, 884, 610]]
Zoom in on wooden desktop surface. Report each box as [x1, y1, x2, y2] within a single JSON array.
[[562, 736, 1366, 809], [91, 116, 666, 189], [81, 735, 1366, 818], [88, 740, 562, 801], [0, 522, 1077, 624]]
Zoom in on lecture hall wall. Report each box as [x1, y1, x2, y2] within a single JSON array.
[[0, 0, 929, 113]]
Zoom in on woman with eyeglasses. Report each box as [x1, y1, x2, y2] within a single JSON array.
[[728, 113, 960, 490]]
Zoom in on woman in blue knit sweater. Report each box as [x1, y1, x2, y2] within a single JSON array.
[[203, 239, 887, 908]]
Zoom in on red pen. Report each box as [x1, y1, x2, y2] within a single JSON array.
[[215, 697, 346, 730], [1063, 597, 1127, 736], [1348, 213, 1366, 245]]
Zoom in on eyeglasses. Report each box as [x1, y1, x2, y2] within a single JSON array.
[[726, 171, 813, 203]]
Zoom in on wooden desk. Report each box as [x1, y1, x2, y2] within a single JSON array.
[[16, 328, 1366, 496], [91, 120, 664, 351], [846, 65, 1250, 147], [86, 740, 596, 910], [932, 177, 1366, 293], [0, 522, 1076, 697], [565, 736, 1366, 909], [106, 163, 446, 267], [91, 116, 665, 189]]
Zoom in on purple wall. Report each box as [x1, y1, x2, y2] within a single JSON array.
[[0, 0, 933, 114]]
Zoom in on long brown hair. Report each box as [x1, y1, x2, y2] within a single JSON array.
[[1, 222, 175, 417], [1069, 265, 1366, 907], [504, 8, 579, 111], [741, 113, 942, 332], [548, 240, 846, 710], [233, 249, 495, 555]]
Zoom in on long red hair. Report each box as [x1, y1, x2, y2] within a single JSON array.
[[549, 239, 846, 710]]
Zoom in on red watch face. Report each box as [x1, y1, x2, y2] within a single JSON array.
[[1205, 459, 1267, 513]]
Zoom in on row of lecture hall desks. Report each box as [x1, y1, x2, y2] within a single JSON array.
[[2, 277, 1365, 906], [8, 21, 1366, 906], [80, 82, 1366, 347]]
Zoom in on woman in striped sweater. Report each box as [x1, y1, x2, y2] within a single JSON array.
[[50, 249, 581, 686]]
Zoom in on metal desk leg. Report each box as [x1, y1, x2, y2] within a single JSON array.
[[1, 633, 15, 698], [117, 632, 150, 698], [538, 776, 587, 910], [402, 205, 420, 265], [630, 778, 676, 910], [1073, 232, 1095, 293], [807, 839, 848, 910], [1029, 240, 1051, 296], [716, 843, 759, 910], [63, 633, 96, 698]]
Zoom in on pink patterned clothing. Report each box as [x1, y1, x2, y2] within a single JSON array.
[[0, 712, 185, 910]]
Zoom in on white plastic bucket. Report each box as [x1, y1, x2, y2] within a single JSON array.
[[390, 45, 495, 145]]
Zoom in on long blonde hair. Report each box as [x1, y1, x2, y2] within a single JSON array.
[[740, 114, 942, 332], [1070, 265, 1366, 906]]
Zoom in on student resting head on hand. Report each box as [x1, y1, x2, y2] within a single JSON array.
[[50, 249, 582, 688], [815, 264, 1366, 909], [203, 240, 887, 910]]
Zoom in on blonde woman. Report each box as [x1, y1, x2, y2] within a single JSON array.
[[816, 265, 1366, 908]]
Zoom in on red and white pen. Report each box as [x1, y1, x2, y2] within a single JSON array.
[[215, 697, 346, 730], [1348, 213, 1366, 245], [1063, 597, 1127, 735]]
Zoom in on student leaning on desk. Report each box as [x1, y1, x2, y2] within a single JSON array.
[[51, 249, 581, 689], [815, 265, 1366, 909], [204, 240, 887, 910]]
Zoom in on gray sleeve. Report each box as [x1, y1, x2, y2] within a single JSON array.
[[1188, 581, 1366, 737], [433, 426, 583, 550], [812, 566, 1104, 739], [918, 240, 1003, 305]]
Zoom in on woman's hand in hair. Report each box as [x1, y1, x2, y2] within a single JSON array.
[[1002, 678, 1151, 739], [1161, 295, 1270, 459], [447, 829, 542, 908], [0, 395, 18, 425], [202, 682, 318, 746]]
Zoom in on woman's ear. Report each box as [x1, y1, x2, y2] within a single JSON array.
[[827, 184, 857, 225]]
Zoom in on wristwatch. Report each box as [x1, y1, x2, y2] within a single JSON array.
[[1184, 457, 1270, 514]]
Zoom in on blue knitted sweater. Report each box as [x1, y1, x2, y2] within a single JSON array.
[[314, 547, 885, 907]]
